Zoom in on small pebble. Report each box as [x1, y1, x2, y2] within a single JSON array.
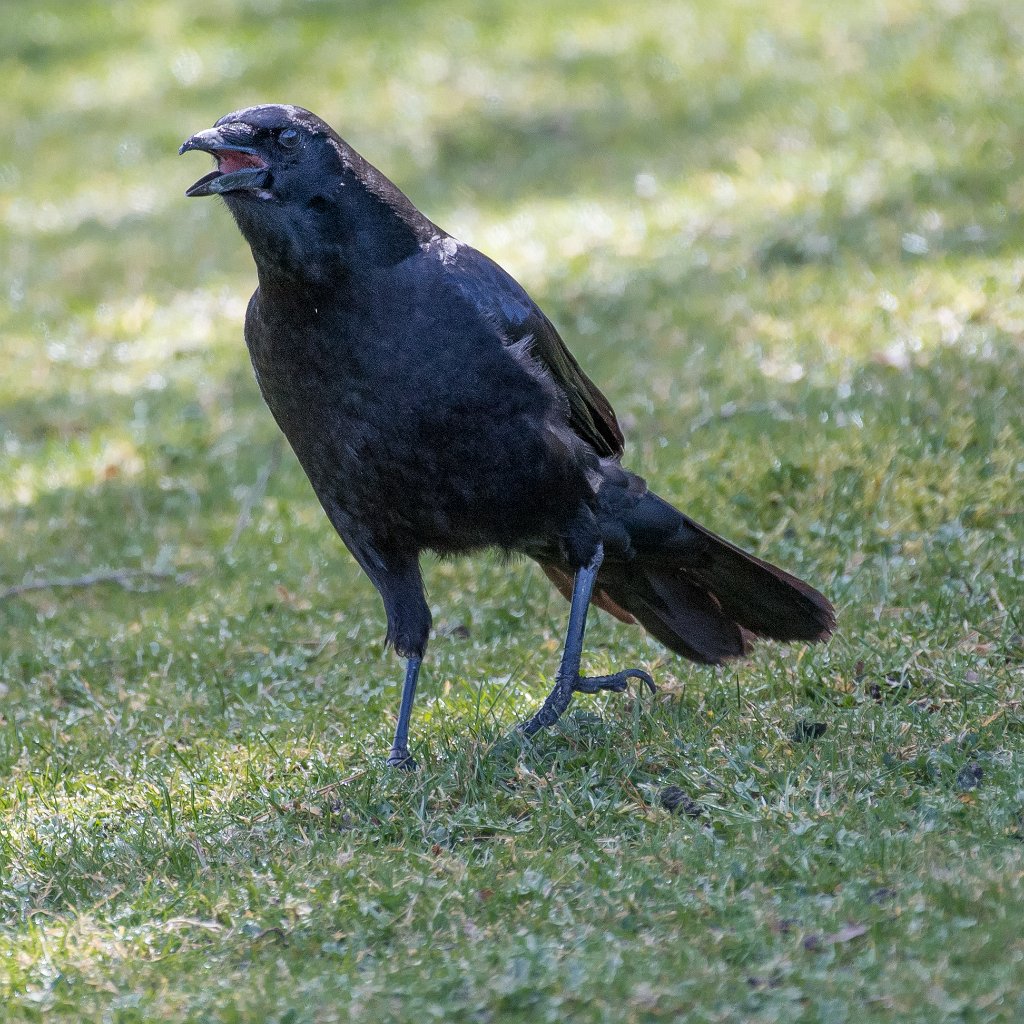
[[955, 761, 983, 791], [792, 721, 828, 742], [659, 786, 704, 817]]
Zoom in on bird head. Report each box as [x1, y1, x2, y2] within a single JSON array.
[[180, 104, 430, 278], [179, 104, 340, 204]]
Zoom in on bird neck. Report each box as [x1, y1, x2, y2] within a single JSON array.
[[235, 183, 432, 293]]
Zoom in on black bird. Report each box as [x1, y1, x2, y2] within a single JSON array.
[[181, 104, 834, 768]]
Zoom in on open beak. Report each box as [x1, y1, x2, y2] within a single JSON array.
[[179, 127, 270, 198]]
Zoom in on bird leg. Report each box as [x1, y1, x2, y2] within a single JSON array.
[[386, 656, 422, 770], [520, 542, 655, 737], [356, 551, 429, 770]]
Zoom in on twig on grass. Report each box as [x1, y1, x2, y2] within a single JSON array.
[[2, 441, 284, 602], [0, 568, 196, 601], [313, 770, 368, 797]]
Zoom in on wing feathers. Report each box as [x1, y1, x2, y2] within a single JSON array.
[[443, 242, 624, 457]]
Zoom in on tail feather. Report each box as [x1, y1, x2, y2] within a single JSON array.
[[675, 513, 836, 643], [626, 569, 752, 663], [539, 563, 636, 624], [543, 488, 835, 667]]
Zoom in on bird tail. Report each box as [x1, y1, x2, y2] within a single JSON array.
[[542, 490, 835, 665]]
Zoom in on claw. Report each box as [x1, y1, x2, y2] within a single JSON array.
[[573, 668, 657, 695]]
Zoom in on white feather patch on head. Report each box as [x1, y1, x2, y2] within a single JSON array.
[[325, 136, 353, 180]]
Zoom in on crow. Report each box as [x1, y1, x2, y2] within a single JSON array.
[[181, 104, 834, 769]]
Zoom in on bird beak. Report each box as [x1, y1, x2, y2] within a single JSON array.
[[179, 126, 270, 198]]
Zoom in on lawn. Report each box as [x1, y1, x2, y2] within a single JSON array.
[[2, 0, 1024, 1020]]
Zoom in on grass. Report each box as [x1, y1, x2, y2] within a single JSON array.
[[2, 0, 1024, 1019]]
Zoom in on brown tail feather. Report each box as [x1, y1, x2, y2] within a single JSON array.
[[540, 563, 636, 624]]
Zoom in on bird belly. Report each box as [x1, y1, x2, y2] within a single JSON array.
[[261, 369, 591, 557]]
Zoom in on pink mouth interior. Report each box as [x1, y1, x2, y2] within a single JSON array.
[[214, 150, 267, 174]]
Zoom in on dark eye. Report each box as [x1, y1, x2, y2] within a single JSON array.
[[279, 128, 300, 148]]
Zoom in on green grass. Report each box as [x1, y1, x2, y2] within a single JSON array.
[[3, 0, 1024, 1020]]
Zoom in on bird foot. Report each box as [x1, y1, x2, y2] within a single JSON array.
[[519, 667, 656, 737], [573, 668, 656, 695], [385, 747, 418, 771]]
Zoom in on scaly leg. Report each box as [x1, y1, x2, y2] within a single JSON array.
[[345, 543, 429, 771], [520, 542, 655, 737], [386, 656, 422, 770]]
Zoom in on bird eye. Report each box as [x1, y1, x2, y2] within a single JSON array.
[[279, 128, 300, 148]]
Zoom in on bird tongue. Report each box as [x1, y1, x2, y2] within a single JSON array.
[[216, 150, 267, 174]]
